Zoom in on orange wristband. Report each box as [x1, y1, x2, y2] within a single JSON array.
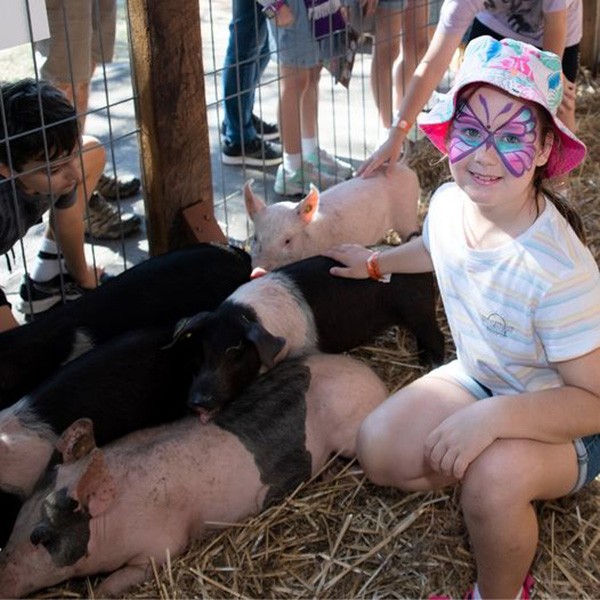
[[392, 114, 413, 134], [366, 251, 383, 280]]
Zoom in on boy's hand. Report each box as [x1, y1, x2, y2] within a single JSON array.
[[76, 265, 105, 290]]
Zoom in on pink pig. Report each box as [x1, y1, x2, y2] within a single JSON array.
[[0, 353, 387, 598], [244, 163, 421, 270]]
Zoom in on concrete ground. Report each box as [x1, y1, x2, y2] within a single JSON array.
[[0, 0, 445, 324]]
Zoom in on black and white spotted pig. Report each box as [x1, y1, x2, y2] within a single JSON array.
[[0, 354, 387, 598], [0, 327, 196, 547], [171, 254, 445, 420]]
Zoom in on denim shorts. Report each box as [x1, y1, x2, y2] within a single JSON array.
[[428, 359, 600, 493], [267, 0, 323, 68]]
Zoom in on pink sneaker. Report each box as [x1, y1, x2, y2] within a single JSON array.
[[429, 573, 534, 600]]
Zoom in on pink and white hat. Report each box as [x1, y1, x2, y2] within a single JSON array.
[[418, 36, 586, 178]]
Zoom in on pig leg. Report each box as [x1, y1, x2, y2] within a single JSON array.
[[94, 560, 151, 597]]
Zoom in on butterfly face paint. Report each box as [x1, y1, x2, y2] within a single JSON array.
[[449, 92, 538, 177]]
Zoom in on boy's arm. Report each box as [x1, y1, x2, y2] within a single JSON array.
[[0, 289, 19, 331], [51, 202, 100, 289]]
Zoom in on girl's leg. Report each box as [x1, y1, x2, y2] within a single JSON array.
[[357, 374, 477, 491], [301, 65, 322, 142], [278, 64, 310, 156], [372, 6, 402, 128], [462, 439, 578, 598]]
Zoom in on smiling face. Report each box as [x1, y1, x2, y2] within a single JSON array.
[[0, 145, 83, 199], [447, 85, 552, 209]]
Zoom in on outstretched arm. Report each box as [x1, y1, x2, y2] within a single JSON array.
[[358, 26, 464, 177], [323, 235, 434, 279], [425, 347, 600, 479]]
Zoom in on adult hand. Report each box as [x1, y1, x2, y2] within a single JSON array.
[[357, 128, 406, 178], [424, 403, 496, 480], [322, 244, 372, 279]]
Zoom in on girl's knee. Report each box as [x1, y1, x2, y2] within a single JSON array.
[[461, 441, 530, 517], [356, 412, 396, 486]]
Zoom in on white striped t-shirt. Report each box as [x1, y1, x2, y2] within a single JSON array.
[[423, 182, 600, 396]]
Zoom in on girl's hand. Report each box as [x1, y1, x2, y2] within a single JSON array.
[[357, 129, 406, 178], [424, 404, 496, 480], [275, 4, 294, 27], [322, 244, 373, 279]]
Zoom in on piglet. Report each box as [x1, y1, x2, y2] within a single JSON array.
[[0, 327, 195, 547], [170, 255, 444, 419], [0, 353, 387, 598], [0, 243, 251, 409], [244, 163, 420, 270]]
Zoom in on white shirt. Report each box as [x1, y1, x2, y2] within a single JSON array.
[[423, 182, 600, 395], [439, 0, 583, 48]]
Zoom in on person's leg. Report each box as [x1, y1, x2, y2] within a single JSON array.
[[372, 3, 403, 128], [221, 0, 281, 165], [558, 44, 580, 133], [222, 0, 265, 144], [38, 0, 95, 129], [461, 438, 578, 598], [357, 370, 478, 491]]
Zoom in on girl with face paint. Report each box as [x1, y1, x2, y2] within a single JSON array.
[[324, 37, 600, 599]]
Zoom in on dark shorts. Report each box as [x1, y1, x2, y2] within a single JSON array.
[[468, 17, 580, 82]]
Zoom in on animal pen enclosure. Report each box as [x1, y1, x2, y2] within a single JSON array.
[[1, 0, 600, 597]]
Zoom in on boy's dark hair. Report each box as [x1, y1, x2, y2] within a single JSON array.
[[0, 78, 79, 172]]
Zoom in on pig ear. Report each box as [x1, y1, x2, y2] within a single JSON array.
[[166, 311, 212, 347], [56, 418, 96, 464], [245, 321, 286, 368], [243, 178, 266, 220], [74, 450, 116, 518], [297, 184, 320, 225]]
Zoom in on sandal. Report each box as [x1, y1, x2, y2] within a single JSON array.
[[96, 173, 141, 200]]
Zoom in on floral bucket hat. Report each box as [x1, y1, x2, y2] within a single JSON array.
[[418, 35, 586, 178]]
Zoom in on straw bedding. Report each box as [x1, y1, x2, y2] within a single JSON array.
[[43, 74, 600, 599]]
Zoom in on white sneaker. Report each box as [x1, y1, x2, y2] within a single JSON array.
[[274, 162, 338, 196], [306, 148, 354, 181]]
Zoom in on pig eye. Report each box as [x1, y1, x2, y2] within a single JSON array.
[[226, 342, 244, 356], [284, 238, 291, 245]]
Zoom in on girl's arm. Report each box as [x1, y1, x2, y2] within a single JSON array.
[[323, 236, 434, 279], [542, 8, 567, 58], [426, 348, 600, 479], [489, 348, 600, 444], [358, 25, 465, 177]]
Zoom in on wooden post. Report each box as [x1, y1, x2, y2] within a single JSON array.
[[126, 0, 226, 255], [581, 0, 600, 73]]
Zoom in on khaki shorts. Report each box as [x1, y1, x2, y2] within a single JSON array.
[[37, 0, 117, 84]]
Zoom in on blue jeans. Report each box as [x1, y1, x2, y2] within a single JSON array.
[[222, 0, 271, 145]]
